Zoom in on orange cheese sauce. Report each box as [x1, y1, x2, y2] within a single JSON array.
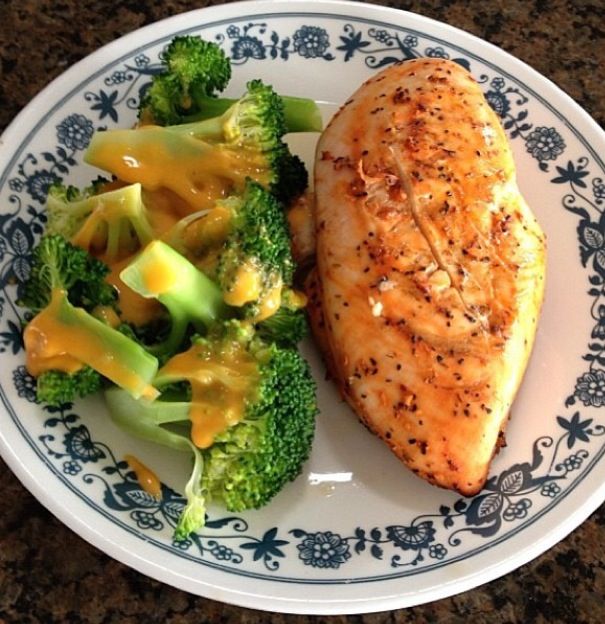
[[140, 253, 177, 295], [106, 257, 163, 326], [125, 454, 162, 499], [159, 341, 259, 449], [181, 205, 233, 253], [144, 187, 195, 226], [92, 305, 121, 328]]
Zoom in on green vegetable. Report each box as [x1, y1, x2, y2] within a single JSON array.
[[46, 181, 154, 262], [106, 388, 205, 535], [19, 233, 115, 314], [139, 34, 322, 133], [213, 180, 295, 311], [19, 235, 159, 405], [21, 35, 319, 539], [139, 35, 232, 126], [36, 366, 103, 407], [119, 239, 230, 355], [200, 334, 317, 514], [257, 303, 308, 346], [104, 321, 317, 539], [86, 80, 308, 205]]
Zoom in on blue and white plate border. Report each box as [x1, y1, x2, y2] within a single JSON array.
[[1, 0, 605, 614]]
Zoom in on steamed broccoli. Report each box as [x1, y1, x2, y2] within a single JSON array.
[[257, 296, 309, 345], [46, 181, 155, 263], [109, 240, 316, 539], [20, 235, 159, 405], [213, 180, 295, 312], [124, 180, 297, 336], [139, 35, 232, 126], [20, 33, 318, 539], [85, 80, 308, 206], [171, 181, 306, 325], [139, 34, 322, 133], [36, 367, 104, 407], [120, 239, 230, 355], [199, 332, 316, 514], [104, 320, 317, 539], [20, 233, 116, 314]]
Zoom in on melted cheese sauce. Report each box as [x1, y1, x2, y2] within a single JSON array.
[[144, 188, 191, 231], [182, 205, 232, 252], [92, 305, 121, 328], [125, 454, 162, 499], [159, 341, 259, 449], [140, 253, 178, 295], [106, 257, 163, 326]]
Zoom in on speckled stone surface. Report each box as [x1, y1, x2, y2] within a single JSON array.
[[1, 0, 605, 621]]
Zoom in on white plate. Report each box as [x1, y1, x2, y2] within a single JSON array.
[[1, 0, 604, 614]]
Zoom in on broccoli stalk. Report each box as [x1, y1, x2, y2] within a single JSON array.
[[25, 289, 159, 401], [104, 322, 317, 539], [178, 93, 323, 134], [104, 387, 206, 538], [46, 182, 155, 263], [20, 235, 159, 405], [119, 239, 230, 355], [139, 35, 322, 133], [85, 80, 308, 206]]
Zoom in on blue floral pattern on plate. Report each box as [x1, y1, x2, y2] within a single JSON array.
[[0, 11, 603, 584]]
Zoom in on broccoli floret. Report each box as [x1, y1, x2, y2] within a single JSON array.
[[20, 235, 159, 405], [139, 35, 231, 126], [202, 337, 316, 513], [213, 181, 295, 310], [46, 181, 155, 263], [185, 79, 309, 203], [85, 80, 308, 208], [36, 366, 103, 406], [180, 93, 323, 134], [19, 234, 116, 314], [257, 305, 308, 346], [119, 240, 230, 355], [104, 321, 317, 539], [139, 35, 322, 133]]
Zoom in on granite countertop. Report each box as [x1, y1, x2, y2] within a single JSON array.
[[1, 0, 604, 621]]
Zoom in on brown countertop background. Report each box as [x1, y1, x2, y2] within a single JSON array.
[[1, 0, 604, 621]]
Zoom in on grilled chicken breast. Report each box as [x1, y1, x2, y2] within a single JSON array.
[[311, 58, 546, 495]]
